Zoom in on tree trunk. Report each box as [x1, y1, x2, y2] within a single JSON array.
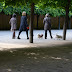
[[63, 0, 70, 40], [29, 3, 34, 43]]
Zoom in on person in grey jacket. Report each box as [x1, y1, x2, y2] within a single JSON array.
[[17, 11, 29, 39], [9, 13, 17, 39], [43, 13, 53, 39]]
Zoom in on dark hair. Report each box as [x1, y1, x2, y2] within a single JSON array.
[[12, 13, 16, 17]]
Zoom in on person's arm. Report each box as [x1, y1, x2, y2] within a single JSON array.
[[9, 19, 11, 24], [48, 18, 51, 28], [43, 18, 45, 24], [25, 16, 28, 27]]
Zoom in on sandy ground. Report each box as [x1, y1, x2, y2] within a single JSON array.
[[0, 30, 72, 72], [0, 45, 72, 72], [0, 30, 72, 50]]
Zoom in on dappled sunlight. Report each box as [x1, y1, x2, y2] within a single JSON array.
[[34, 57, 37, 59], [0, 45, 72, 72], [6, 69, 12, 72], [27, 52, 39, 56], [50, 56, 70, 61], [50, 56, 62, 60]]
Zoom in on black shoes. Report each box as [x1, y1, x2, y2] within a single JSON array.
[[45, 37, 47, 39], [17, 36, 29, 39], [27, 37, 29, 39], [17, 36, 21, 39], [51, 36, 53, 39], [45, 36, 53, 39]]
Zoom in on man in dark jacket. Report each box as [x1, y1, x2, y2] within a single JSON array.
[[43, 13, 53, 39], [17, 11, 29, 39]]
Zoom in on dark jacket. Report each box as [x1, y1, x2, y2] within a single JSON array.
[[19, 16, 28, 31], [43, 16, 51, 30]]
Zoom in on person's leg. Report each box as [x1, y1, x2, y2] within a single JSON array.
[[45, 30, 47, 39], [12, 30, 15, 39], [49, 28, 53, 39], [17, 31, 22, 39], [26, 29, 29, 39]]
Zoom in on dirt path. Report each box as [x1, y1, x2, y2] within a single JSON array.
[[0, 44, 72, 72]]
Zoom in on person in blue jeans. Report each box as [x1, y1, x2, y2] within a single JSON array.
[[17, 11, 29, 39]]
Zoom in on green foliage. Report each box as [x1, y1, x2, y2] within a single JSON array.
[[35, 0, 72, 17], [69, 11, 72, 17], [3, 0, 41, 6], [3, 6, 13, 15], [0, 2, 31, 15], [35, 2, 66, 17], [0, 2, 5, 12], [0, 3, 3, 12], [34, 6, 45, 15], [44, 7, 66, 17], [0, 0, 72, 17]]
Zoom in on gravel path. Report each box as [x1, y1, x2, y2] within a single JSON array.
[[0, 30, 72, 50]]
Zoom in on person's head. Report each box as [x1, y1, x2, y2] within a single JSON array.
[[12, 13, 16, 17], [22, 11, 26, 16], [45, 13, 50, 17]]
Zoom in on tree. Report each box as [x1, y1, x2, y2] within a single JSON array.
[[52, 0, 71, 40], [63, 0, 71, 40], [37, 0, 72, 40], [51, 0, 71, 40]]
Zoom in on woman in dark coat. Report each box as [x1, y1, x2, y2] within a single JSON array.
[[43, 13, 53, 39], [17, 11, 29, 39]]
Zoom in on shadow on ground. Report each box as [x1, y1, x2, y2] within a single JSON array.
[[0, 44, 72, 72]]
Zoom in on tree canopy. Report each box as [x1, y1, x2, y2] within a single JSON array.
[[0, 0, 72, 16], [0, 1, 69, 17], [0, 0, 72, 17]]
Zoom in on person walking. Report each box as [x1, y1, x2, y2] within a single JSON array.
[[9, 13, 17, 39], [17, 11, 29, 39], [43, 13, 53, 39]]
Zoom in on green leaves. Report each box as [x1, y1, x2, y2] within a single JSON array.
[[3, 6, 13, 15], [0, 2, 5, 12], [0, 0, 72, 17], [0, 2, 3, 12], [44, 7, 65, 17], [0, 2, 31, 15]]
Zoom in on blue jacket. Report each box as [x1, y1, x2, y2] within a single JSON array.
[[19, 16, 28, 31]]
